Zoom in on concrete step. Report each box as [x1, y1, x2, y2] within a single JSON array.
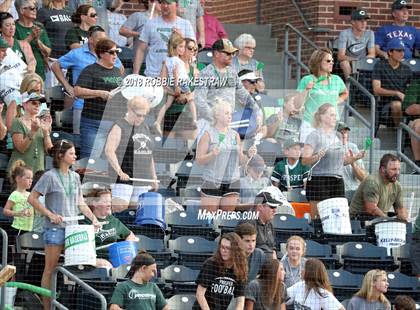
[[223, 23, 273, 39]]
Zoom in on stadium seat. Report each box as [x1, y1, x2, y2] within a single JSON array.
[[168, 236, 217, 270], [197, 50, 213, 70], [16, 232, 44, 253], [50, 131, 80, 148], [213, 218, 240, 235], [160, 265, 199, 295], [339, 242, 398, 274], [166, 210, 216, 240], [327, 269, 363, 301], [403, 59, 420, 77], [313, 219, 368, 246], [392, 244, 413, 276], [180, 187, 202, 202], [175, 161, 204, 193], [154, 137, 189, 164], [14, 232, 45, 284], [113, 208, 137, 225], [305, 240, 340, 269], [272, 214, 314, 246], [385, 272, 420, 302], [167, 294, 196, 310], [64, 266, 111, 281], [134, 235, 172, 270]]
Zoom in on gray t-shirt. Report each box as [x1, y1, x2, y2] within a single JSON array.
[[201, 126, 240, 184], [306, 129, 345, 177], [122, 11, 150, 50], [194, 63, 257, 121], [343, 142, 365, 191], [338, 28, 375, 60], [33, 169, 81, 229], [280, 255, 307, 288], [178, 0, 203, 35], [140, 16, 195, 77], [347, 296, 390, 310], [245, 279, 286, 310], [248, 248, 266, 281]]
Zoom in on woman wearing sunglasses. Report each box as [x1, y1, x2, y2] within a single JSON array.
[[75, 38, 123, 159], [105, 96, 158, 193], [297, 48, 349, 143], [8, 92, 52, 174], [65, 4, 97, 50], [28, 139, 100, 310]]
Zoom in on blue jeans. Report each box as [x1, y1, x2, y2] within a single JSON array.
[[80, 117, 113, 159]]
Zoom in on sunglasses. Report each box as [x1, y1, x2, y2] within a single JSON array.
[[324, 59, 334, 63], [58, 139, 70, 154], [222, 51, 235, 56], [187, 46, 197, 52], [23, 6, 37, 11], [245, 79, 257, 84], [29, 100, 41, 106], [106, 48, 121, 55], [85, 13, 97, 17], [244, 46, 256, 50]]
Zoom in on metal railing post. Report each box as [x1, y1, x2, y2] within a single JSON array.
[[397, 123, 420, 174], [296, 36, 302, 83], [283, 27, 289, 89], [0, 228, 8, 310]]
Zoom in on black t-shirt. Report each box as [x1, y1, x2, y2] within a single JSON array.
[[76, 63, 123, 120], [193, 258, 245, 310], [372, 59, 412, 103], [37, 7, 74, 58], [65, 26, 88, 50], [109, 118, 154, 183]]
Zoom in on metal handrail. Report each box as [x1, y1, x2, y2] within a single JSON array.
[[397, 122, 420, 174], [290, 0, 331, 33], [50, 266, 107, 310], [345, 76, 376, 173], [0, 228, 8, 310], [283, 23, 319, 89]]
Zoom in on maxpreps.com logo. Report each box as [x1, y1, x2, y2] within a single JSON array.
[[197, 209, 259, 221]]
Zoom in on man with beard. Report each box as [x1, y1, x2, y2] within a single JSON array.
[[337, 8, 375, 78], [350, 153, 408, 221]]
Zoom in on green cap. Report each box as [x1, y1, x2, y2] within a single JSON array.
[[0, 37, 8, 49], [284, 138, 303, 149], [161, 0, 177, 3]]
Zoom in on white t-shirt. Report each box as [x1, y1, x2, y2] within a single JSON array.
[[165, 56, 189, 86], [287, 281, 342, 310], [140, 16, 195, 77], [0, 48, 26, 106]]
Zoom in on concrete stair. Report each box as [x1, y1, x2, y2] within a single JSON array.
[[223, 23, 283, 90]]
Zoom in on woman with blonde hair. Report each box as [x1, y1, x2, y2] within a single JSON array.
[[302, 103, 361, 219], [347, 269, 391, 310], [196, 98, 256, 212], [287, 258, 343, 310], [194, 232, 248, 310], [297, 48, 348, 142], [280, 235, 307, 288]]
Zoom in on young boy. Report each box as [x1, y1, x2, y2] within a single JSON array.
[[271, 138, 310, 192]]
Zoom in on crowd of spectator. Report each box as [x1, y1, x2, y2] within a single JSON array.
[[0, 0, 419, 309]]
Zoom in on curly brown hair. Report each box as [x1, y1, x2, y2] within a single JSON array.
[[213, 232, 248, 282]]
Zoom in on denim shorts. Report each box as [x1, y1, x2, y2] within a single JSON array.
[[43, 227, 65, 246]]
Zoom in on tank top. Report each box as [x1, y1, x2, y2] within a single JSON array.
[[109, 118, 154, 183], [202, 126, 240, 185]]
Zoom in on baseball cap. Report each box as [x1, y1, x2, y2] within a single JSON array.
[[351, 9, 370, 20], [0, 37, 8, 49], [212, 39, 238, 54], [160, 0, 177, 3], [284, 138, 303, 149], [337, 121, 351, 132], [386, 38, 405, 51], [239, 71, 258, 81], [21, 92, 46, 103], [255, 186, 284, 208], [392, 0, 412, 10]]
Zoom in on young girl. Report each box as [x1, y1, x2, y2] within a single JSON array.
[[3, 160, 34, 233], [280, 235, 307, 288], [109, 251, 168, 310], [245, 259, 287, 310], [155, 32, 197, 136]]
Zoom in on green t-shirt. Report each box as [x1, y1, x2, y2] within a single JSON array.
[[81, 215, 131, 258], [271, 158, 310, 192], [297, 74, 346, 124], [14, 22, 51, 80], [8, 118, 46, 173], [64, 27, 88, 50], [350, 173, 403, 215], [110, 280, 167, 310], [9, 191, 33, 231], [402, 79, 420, 118]]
